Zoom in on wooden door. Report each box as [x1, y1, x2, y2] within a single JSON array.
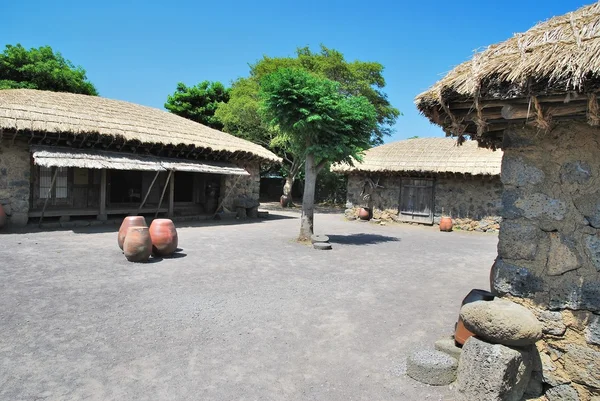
[[399, 178, 434, 224]]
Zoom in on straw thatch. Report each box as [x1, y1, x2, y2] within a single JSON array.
[[332, 137, 502, 176], [0, 89, 280, 162], [415, 3, 600, 146], [32, 146, 249, 175]]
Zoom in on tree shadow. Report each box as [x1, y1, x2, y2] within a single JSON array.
[[327, 233, 400, 246]]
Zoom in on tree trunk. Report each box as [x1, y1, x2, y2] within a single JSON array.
[[283, 176, 294, 198], [299, 153, 317, 241]]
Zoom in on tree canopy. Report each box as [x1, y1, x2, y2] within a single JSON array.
[[165, 81, 230, 130], [259, 68, 377, 239], [0, 44, 98, 95]]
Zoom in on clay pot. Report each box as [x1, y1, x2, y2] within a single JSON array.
[[123, 226, 152, 262], [149, 219, 178, 256], [439, 216, 453, 232], [118, 216, 147, 250], [358, 207, 371, 221], [0, 204, 6, 229], [280, 195, 290, 207], [454, 289, 495, 346]]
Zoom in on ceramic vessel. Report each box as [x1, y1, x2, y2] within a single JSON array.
[[149, 218, 178, 256], [280, 195, 290, 207], [439, 216, 453, 232], [0, 204, 6, 229], [454, 289, 495, 346], [118, 216, 147, 250], [358, 207, 371, 221], [123, 226, 152, 262]]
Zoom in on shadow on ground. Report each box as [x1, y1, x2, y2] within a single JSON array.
[[327, 233, 400, 246]]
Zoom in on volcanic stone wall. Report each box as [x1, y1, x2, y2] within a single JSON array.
[[219, 161, 261, 211], [493, 122, 600, 399], [0, 140, 30, 227]]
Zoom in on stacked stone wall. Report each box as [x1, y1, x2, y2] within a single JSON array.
[[219, 161, 261, 211], [0, 140, 30, 227], [493, 122, 600, 400]]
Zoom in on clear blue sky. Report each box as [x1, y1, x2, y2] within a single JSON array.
[[1, 0, 588, 143]]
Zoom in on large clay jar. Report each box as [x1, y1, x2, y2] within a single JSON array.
[[454, 289, 495, 346], [0, 204, 6, 229], [149, 219, 178, 256], [358, 207, 371, 221], [439, 216, 453, 232], [123, 226, 152, 262], [118, 216, 147, 250]]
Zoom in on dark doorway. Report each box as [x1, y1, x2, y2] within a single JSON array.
[[174, 172, 194, 202], [109, 170, 143, 204]]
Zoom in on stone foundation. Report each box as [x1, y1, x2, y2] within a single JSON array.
[[219, 161, 261, 211], [345, 173, 502, 230], [494, 122, 600, 400], [0, 140, 30, 227]]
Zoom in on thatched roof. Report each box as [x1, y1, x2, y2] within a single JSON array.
[[332, 137, 502, 176], [415, 3, 600, 147], [0, 89, 280, 162]]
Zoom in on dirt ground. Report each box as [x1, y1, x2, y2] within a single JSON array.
[[0, 211, 498, 401]]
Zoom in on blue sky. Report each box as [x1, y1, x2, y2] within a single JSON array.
[[1, 0, 588, 142]]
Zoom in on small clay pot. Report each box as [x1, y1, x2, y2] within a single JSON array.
[[439, 217, 453, 232], [454, 289, 495, 346], [0, 204, 6, 229], [118, 216, 147, 250], [149, 218, 178, 256], [358, 207, 371, 221], [123, 226, 152, 262]]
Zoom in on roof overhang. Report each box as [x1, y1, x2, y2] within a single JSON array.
[[31, 146, 249, 176]]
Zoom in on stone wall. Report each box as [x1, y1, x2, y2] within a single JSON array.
[[219, 161, 261, 211], [0, 140, 30, 227], [346, 174, 502, 228], [493, 122, 600, 400]]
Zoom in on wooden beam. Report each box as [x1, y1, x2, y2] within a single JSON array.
[[39, 168, 59, 227], [99, 169, 107, 220], [155, 170, 173, 218], [137, 170, 160, 214], [501, 102, 588, 120], [168, 171, 175, 218]]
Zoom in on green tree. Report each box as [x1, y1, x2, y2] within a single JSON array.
[[259, 68, 377, 240], [165, 81, 230, 129], [216, 45, 399, 202], [0, 44, 98, 95]]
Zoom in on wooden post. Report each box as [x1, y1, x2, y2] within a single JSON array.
[[138, 170, 160, 214], [155, 170, 173, 218], [98, 169, 107, 220], [168, 171, 175, 218], [39, 167, 59, 227]]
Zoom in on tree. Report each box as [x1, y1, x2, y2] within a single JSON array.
[[0, 44, 98, 95], [165, 81, 230, 129], [259, 68, 377, 240], [216, 45, 399, 202]]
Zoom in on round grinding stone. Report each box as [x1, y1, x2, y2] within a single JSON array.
[[313, 242, 332, 250], [406, 349, 458, 386], [311, 234, 330, 244]]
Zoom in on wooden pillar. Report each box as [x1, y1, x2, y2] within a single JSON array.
[[98, 169, 107, 221], [168, 171, 175, 217]]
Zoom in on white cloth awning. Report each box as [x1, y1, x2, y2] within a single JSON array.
[[31, 146, 249, 176]]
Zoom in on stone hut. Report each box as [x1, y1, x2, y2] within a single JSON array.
[[416, 3, 600, 399], [0, 89, 280, 228], [333, 137, 503, 229]]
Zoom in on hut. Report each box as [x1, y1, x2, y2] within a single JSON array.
[[416, 3, 600, 399], [333, 137, 503, 229], [0, 89, 280, 228]]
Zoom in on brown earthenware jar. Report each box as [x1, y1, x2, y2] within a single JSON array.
[[118, 216, 147, 250], [358, 207, 371, 221], [454, 289, 495, 346], [149, 218, 178, 256], [439, 216, 453, 232], [0, 204, 6, 229], [123, 226, 152, 262]]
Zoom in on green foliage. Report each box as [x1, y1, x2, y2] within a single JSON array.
[[259, 68, 377, 165], [408, 135, 420, 139], [165, 81, 230, 129], [315, 167, 347, 205], [0, 44, 98, 95]]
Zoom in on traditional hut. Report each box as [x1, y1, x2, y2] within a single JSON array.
[[0, 89, 280, 227], [416, 3, 600, 399], [333, 137, 502, 229]]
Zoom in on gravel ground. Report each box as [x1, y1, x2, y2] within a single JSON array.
[[0, 211, 498, 401]]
